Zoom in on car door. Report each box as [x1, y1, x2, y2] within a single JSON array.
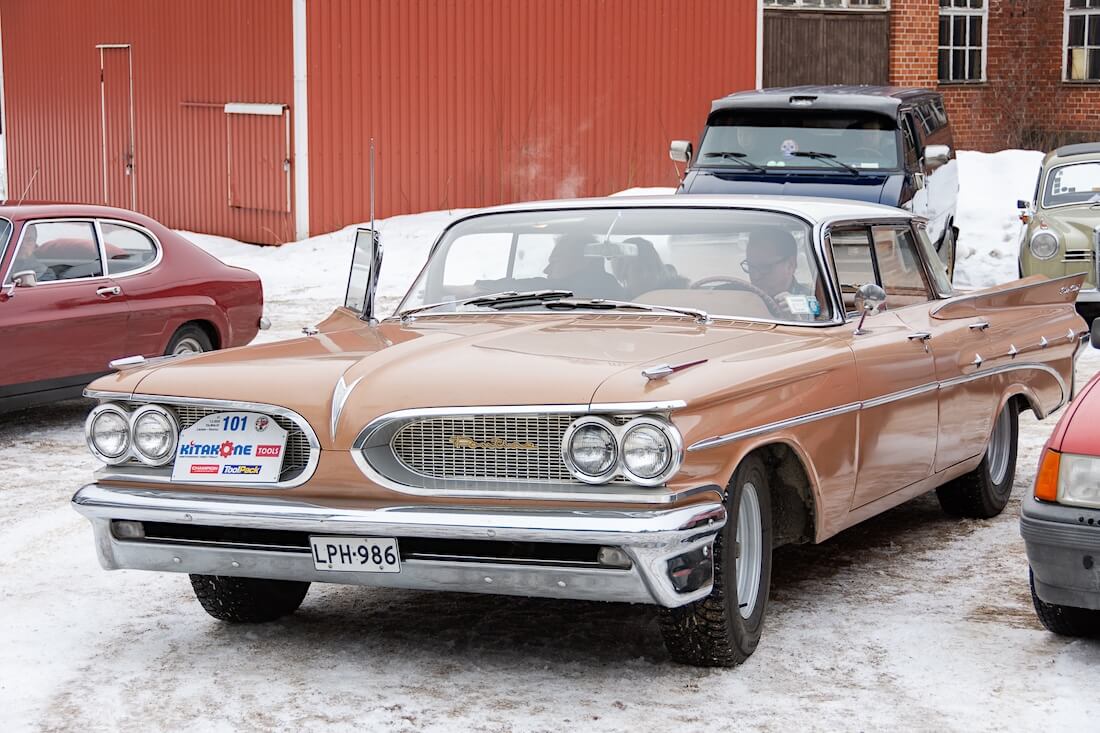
[[0, 219, 129, 392], [829, 224, 940, 509], [97, 219, 163, 355]]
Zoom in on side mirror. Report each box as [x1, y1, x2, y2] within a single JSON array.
[[12, 270, 38, 288], [924, 144, 951, 169], [669, 140, 693, 164], [1016, 199, 1031, 210], [853, 283, 886, 335], [344, 228, 383, 321], [1093, 318, 1100, 350]]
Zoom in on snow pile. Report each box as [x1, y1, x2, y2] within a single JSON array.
[[953, 150, 1045, 289]]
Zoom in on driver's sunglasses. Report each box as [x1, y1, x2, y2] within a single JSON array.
[[740, 258, 785, 275]]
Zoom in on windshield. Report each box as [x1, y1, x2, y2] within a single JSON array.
[[0, 218, 11, 270], [397, 208, 835, 324], [1042, 162, 1100, 207], [698, 109, 899, 172]]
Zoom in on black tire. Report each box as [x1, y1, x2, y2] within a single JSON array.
[[1075, 303, 1100, 327], [936, 400, 1018, 519], [189, 574, 309, 623], [659, 454, 774, 667], [165, 324, 213, 356], [1029, 567, 1100, 637]]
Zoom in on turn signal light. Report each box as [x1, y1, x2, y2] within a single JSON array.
[[1034, 449, 1061, 502]]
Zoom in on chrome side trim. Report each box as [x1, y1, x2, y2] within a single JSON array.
[[91, 394, 320, 489], [689, 361, 1068, 452]]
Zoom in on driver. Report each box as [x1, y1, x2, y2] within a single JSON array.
[[741, 227, 816, 319]]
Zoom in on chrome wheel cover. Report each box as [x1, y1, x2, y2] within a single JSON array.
[[172, 336, 204, 355], [987, 406, 1012, 486], [736, 480, 763, 620]]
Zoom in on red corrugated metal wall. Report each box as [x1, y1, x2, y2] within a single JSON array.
[[306, 0, 758, 235], [1, 0, 295, 244]]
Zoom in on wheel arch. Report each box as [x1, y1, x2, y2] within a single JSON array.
[[722, 439, 820, 549]]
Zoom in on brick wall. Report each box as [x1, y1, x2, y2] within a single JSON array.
[[888, 0, 1100, 151]]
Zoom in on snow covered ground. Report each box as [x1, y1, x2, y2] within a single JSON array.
[[2, 151, 1098, 731]]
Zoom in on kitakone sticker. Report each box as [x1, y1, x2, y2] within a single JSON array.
[[178, 440, 255, 457], [171, 411, 288, 484]]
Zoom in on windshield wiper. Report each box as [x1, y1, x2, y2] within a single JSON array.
[[398, 289, 574, 322], [702, 151, 767, 173], [790, 151, 861, 176], [543, 298, 710, 324]]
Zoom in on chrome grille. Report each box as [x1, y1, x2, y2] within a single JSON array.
[[392, 414, 575, 481], [1063, 249, 1093, 262]]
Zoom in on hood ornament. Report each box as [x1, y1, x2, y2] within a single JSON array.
[[642, 358, 708, 381]]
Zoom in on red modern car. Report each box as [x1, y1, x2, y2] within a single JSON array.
[[1021, 321, 1100, 636], [0, 203, 265, 412]]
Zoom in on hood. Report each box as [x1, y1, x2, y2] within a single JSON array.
[[1040, 206, 1100, 245], [100, 312, 785, 448], [681, 169, 893, 206]]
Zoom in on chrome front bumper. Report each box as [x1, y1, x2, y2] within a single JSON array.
[[71, 484, 726, 608]]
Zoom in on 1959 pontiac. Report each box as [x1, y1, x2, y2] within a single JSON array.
[[73, 195, 1088, 667]]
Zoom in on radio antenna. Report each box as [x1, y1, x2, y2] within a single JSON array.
[[369, 138, 375, 235], [17, 167, 39, 206]]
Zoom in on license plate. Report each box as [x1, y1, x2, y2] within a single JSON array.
[[309, 536, 401, 573]]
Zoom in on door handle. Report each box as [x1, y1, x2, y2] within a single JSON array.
[[907, 332, 932, 341], [968, 321, 990, 331], [96, 285, 121, 297]]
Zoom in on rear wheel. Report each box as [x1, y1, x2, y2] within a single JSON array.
[[1029, 567, 1100, 637], [659, 455, 773, 667], [189, 574, 310, 623], [165, 324, 213, 356], [936, 400, 1018, 518]]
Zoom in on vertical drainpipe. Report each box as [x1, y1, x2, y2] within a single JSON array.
[[755, 0, 764, 90], [292, 0, 309, 241], [0, 7, 9, 200]]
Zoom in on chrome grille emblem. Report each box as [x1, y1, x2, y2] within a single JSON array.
[[449, 435, 538, 450]]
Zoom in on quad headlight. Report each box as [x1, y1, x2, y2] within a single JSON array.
[[1029, 231, 1059, 260], [86, 404, 131, 463], [84, 403, 179, 466], [130, 405, 179, 465], [561, 415, 682, 486]]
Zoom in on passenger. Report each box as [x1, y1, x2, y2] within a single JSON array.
[[543, 233, 626, 300], [614, 237, 688, 298]]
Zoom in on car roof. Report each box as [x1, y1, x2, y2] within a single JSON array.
[[464, 194, 915, 226], [709, 85, 939, 118], [1047, 142, 1100, 163], [0, 202, 161, 228]]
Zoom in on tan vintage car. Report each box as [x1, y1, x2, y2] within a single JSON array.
[[73, 195, 1088, 667]]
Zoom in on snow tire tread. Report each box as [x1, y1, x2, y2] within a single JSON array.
[[189, 574, 309, 623]]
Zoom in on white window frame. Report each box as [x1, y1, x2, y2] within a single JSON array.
[[1064, 0, 1100, 82], [938, 1, 988, 83], [761, 0, 890, 10]]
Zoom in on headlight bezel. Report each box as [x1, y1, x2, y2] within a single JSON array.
[[1029, 230, 1059, 261], [560, 415, 683, 487], [129, 404, 180, 466], [85, 404, 133, 464], [1055, 452, 1100, 509]]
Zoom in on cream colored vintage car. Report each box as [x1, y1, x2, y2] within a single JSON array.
[[73, 195, 1088, 667]]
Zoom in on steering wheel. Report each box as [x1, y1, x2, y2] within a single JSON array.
[[688, 275, 783, 317]]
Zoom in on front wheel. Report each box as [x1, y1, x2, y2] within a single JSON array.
[[190, 574, 310, 623], [936, 400, 1018, 518], [659, 455, 773, 667], [1029, 567, 1100, 637]]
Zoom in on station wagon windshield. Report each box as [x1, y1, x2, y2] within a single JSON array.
[[1043, 162, 1100, 207], [398, 208, 835, 324], [699, 110, 900, 172]]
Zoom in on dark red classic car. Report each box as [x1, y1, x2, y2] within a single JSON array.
[[0, 203, 265, 412]]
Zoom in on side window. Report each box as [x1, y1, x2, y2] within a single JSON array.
[[101, 222, 158, 275], [7, 221, 102, 283], [914, 225, 953, 296], [872, 226, 932, 308], [901, 114, 922, 171], [829, 227, 877, 315]]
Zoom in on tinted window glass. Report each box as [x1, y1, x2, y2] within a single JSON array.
[[699, 109, 899, 171], [101, 222, 157, 275], [8, 221, 102, 283]]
